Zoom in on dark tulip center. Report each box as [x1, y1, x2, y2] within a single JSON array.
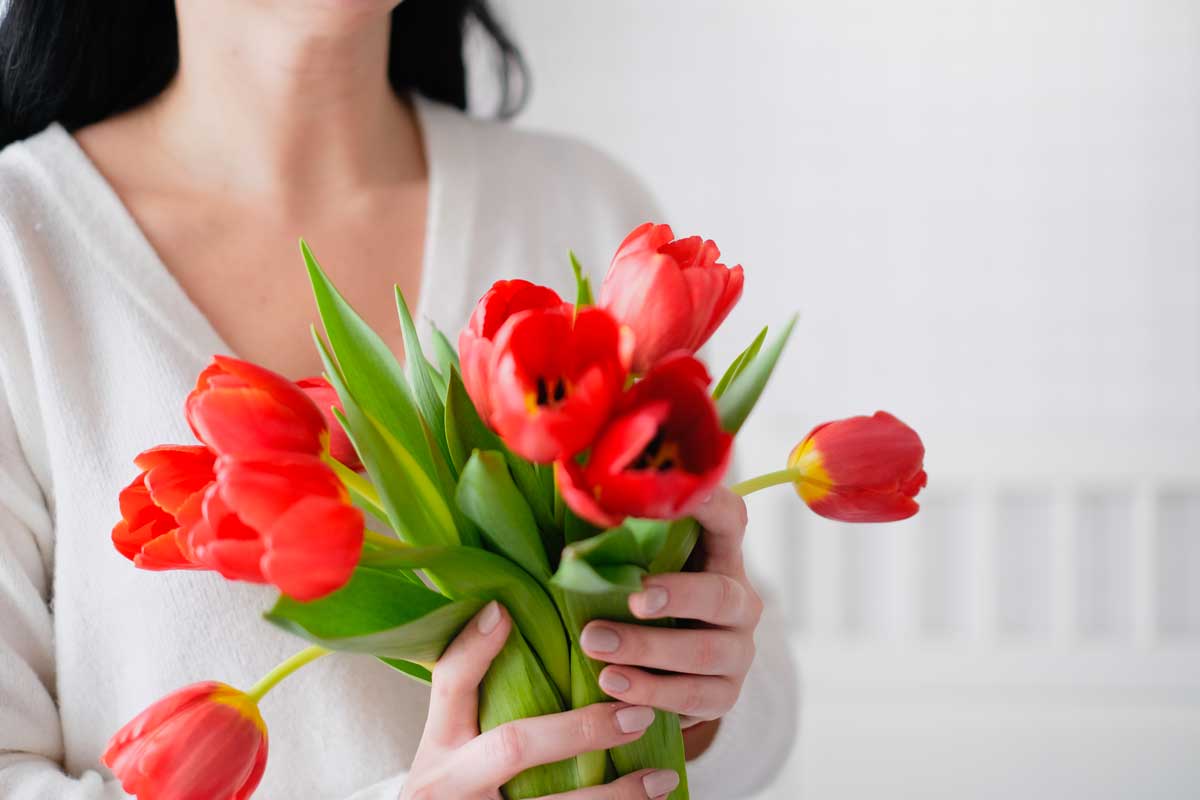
[[534, 375, 568, 407], [630, 428, 679, 472]]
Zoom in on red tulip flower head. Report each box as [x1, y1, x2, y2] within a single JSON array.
[[788, 411, 927, 522], [297, 376, 361, 470], [600, 222, 744, 373], [487, 305, 631, 463], [556, 354, 733, 527], [112, 445, 215, 570], [186, 453, 364, 601], [459, 279, 565, 422], [187, 356, 329, 459], [102, 681, 268, 800]]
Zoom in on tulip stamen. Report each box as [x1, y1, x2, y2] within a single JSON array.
[[531, 376, 570, 410]]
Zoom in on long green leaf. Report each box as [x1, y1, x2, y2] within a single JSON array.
[[444, 367, 556, 532], [717, 315, 798, 434], [361, 545, 570, 699], [569, 250, 595, 308], [302, 242, 438, 483], [315, 329, 458, 547], [430, 324, 460, 376], [264, 567, 461, 683], [647, 518, 701, 575], [395, 286, 453, 471], [457, 450, 552, 583], [712, 325, 768, 400]]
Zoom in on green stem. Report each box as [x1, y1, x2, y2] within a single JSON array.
[[729, 467, 803, 497], [326, 456, 386, 519], [246, 646, 330, 702], [363, 529, 406, 550]]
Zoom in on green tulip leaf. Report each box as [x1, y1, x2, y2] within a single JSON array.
[[360, 544, 570, 699], [264, 567, 480, 666], [712, 325, 768, 401], [303, 242, 438, 478], [717, 314, 798, 434], [395, 286, 453, 473], [569, 250, 595, 308], [430, 324, 461, 377], [457, 450, 553, 583], [314, 330, 458, 548]]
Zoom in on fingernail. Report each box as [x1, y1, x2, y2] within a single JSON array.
[[477, 601, 501, 634], [701, 492, 715, 505], [643, 769, 680, 797], [580, 625, 620, 653], [631, 586, 669, 616], [616, 705, 655, 733], [599, 669, 631, 694]]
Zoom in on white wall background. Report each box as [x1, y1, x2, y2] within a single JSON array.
[[480, 2, 1200, 798]]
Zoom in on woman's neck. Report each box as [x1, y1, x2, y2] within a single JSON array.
[[143, 3, 424, 199]]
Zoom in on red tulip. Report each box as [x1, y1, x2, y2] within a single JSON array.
[[185, 453, 364, 601], [788, 411, 927, 522], [112, 445, 215, 570], [556, 354, 732, 527], [459, 279, 565, 421], [297, 376, 361, 470], [487, 305, 630, 463], [103, 681, 268, 800], [187, 356, 328, 459], [600, 222, 744, 373]]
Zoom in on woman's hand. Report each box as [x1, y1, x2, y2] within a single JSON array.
[[401, 601, 682, 800], [580, 488, 762, 749]]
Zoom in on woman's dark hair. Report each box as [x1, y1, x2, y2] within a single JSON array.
[[0, 0, 528, 148]]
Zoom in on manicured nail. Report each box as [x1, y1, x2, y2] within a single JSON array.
[[643, 769, 680, 797], [616, 705, 655, 733], [599, 669, 631, 694], [580, 625, 620, 653], [631, 586, 669, 616], [477, 601, 501, 634]]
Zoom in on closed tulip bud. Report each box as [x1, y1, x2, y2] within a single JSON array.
[[112, 445, 215, 570], [556, 354, 732, 527], [296, 376, 361, 470], [102, 682, 268, 800], [488, 305, 631, 463], [459, 279, 565, 422], [187, 356, 329, 459], [789, 411, 927, 522], [600, 222, 744, 374]]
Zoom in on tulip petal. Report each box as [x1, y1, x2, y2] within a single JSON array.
[[262, 496, 364, 601]]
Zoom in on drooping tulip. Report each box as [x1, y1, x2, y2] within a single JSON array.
[[459, 279, 565, 422], [788, 411, 926, 522], [102, 682, 268, 800], [600, 222, 744, 373], [297, 376, 361, 470], [556, 354, 732, 527], [487, 305, 630, 463], [185, 453, 364, 601], [187, 356, 329, 459], [112, 445, 215, 570]]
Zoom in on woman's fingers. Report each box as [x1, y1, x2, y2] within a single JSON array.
[[629, 571, 763, 628], [424, 601, 511, 746], [580, 621, 752, 676], [531, 768, 682, 800], [691, 488, 749, 575], [597, 666, 739, 721], [450, 702, 657, 792]]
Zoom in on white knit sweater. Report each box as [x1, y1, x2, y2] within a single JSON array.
[[0, 96, 797, 799]]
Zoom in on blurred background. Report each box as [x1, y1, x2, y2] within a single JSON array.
[[474, 2, 1200, 798]]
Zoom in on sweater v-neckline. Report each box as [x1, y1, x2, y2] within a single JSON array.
[[39, 95, 475, 368]]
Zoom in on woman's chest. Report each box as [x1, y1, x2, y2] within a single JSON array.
[[125, 184, 429, 379]]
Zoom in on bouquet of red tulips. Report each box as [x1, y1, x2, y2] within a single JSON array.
[[106, 222, 926, 799]]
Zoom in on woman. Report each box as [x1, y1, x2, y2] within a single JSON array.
[[0, 1, 797, 798]]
